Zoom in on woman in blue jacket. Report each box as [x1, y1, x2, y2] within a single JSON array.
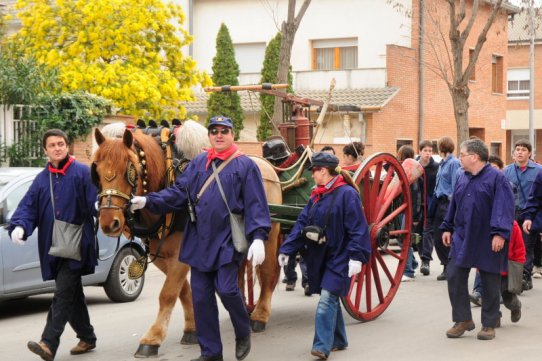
[[278, 152, 371, 360]]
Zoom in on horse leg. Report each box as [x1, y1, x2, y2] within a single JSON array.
[[249, 223, 281, 332], [179, 278, 197, 345], [134, 259, 192, 358]]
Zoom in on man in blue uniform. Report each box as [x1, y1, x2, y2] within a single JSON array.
[[441, 139, 514, 341], [130, 116, 270, 361], [9, 129, 98, 361], [504, 139, 542, 290]]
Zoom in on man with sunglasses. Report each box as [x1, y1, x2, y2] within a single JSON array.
[[130, 115, 271, 361]]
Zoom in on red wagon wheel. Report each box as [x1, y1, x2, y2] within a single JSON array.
[[341, 152, 412, 322]]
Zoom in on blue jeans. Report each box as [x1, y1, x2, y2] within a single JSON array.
[[312, 289, 348, 356], [404, 246, 418, 278]]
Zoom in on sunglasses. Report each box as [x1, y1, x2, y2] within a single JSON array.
[[209, 128, 231, 136]]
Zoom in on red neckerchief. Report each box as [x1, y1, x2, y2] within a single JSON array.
[[310, 175, 347, 203], [48, 155, 75, 175], [205, 144, 242, 170]]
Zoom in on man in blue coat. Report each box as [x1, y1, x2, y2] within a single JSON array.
[[130, 116, 270, 361], [9, 129, 98, 361], [440, 139, 514, 341]]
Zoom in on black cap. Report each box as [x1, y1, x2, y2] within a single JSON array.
[[309, 152, 339, 169]]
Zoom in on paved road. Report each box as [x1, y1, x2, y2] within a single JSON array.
[[1, 264, 541, 361]]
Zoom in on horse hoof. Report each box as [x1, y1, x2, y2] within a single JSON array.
[[134, 344, 159, 358], [250, 320, 266, 333], [180, 331, 198, 345]]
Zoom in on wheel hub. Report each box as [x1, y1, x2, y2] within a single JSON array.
[[370, 223, 390, 250]]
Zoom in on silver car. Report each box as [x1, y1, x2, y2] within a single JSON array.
[[0, 167, 145, 302]]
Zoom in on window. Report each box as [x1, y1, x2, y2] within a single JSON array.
[[234, 43, 266, 73], [469, 49, 476, 81], [396, 139, 413, 152], [492, 54, 503, 94], [312, 38, 358, 70], [507, 68, 530, 98], [490, 142, 502, 157]]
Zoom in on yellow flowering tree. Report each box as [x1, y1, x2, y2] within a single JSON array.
[[5, 0, 210, 118]]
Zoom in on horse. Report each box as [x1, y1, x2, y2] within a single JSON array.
[[92, 121, 281, 358]]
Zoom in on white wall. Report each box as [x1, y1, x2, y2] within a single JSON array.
[[181, 0, 412, 85]]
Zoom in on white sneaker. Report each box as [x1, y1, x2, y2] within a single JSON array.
[[401, 275, 415, 282], [533, 266, 542, 279]]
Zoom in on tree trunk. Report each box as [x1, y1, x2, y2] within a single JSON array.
[[450, 85, 470, 146], [271, 0, 311, 132]]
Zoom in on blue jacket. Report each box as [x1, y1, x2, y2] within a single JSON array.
[[440, 164, 514, 274], [504, 160, 542, 209], [9, 161, 98, 281], [279, 184, 371, 296], [434, 154, 461, 199], [521, 170, 542, 232], [145, 152, 271, 272]]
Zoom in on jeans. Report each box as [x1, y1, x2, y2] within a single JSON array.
[[404, 247, 418, 278], [312, 289, 348, 356], [42, 260, 96, 355]]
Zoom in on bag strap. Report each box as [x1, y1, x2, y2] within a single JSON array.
[[211, 161, 233, 216], [197, 150, 240, 201], [49, 173, 58, 220]]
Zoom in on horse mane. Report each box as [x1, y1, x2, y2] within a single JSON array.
[[175, 120, 210, 160], [93, 131, 166, 192]]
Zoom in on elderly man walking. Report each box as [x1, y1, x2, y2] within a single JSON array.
[[130, 115, 271, 361], [440, 139, 514, 341]]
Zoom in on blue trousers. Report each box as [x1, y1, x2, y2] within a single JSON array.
[[447, 258, 501, 327], [312, 289, 348, 356], [191, 262, 250, 357], [42, 260, 96, 355]]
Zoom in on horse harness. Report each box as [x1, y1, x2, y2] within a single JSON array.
[[92, 126, 186, 277]]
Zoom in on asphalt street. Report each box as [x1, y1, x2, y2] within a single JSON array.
[[1, 262, 541, 361]]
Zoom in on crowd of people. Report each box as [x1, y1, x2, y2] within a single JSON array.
[[8, 119, 541, 361]]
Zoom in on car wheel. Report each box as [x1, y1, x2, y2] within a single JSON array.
[[103, 247, 145, 303]]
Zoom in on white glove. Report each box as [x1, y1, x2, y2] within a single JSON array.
[[247, 238, 265, 266], [348, 259, 362, 277], [11, 226, 25, 245], [278, 253, 289, 267], [94, 201, 100, 211], [130, 196, 147, 212]]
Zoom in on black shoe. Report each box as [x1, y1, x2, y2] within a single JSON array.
[[304, 284, 312, 296], [235, 336, 251, 361], [420, 261, 430, 276], [437, 272, 447, 281], [191, 355, 223, 361], [469, 291, 482, 307], [523, 279, 533, 291]]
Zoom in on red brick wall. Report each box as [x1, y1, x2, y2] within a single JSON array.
[[380, 0, 509, 158]]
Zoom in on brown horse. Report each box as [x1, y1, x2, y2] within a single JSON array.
[[92, 124, 281, 358]]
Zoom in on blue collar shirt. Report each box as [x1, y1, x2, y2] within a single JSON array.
[[503, 160, 542, 209], [434, 154, 461, 199]]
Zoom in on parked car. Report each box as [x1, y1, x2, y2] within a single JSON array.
[[0, 167, 145, 303]]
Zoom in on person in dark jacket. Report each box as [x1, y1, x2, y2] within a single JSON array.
[[9, 129, 98, 361], [441, 139, 514, 341], [415, 140, 440, 276], [278, 152, 371, 360], [130, 116, 270, 361]]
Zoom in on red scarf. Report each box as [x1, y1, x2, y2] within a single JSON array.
[[310, 175, 347, 203], [205, 144, 242, 170], [48, 155, 75, 175]]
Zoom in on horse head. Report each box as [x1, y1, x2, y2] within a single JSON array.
[[92, 127, 165, 237]]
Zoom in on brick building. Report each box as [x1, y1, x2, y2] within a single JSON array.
[[179, 0, 518, 160], [506, 11, 542, 163]]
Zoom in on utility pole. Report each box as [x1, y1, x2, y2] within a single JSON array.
[[528, 0, 536, 158]]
